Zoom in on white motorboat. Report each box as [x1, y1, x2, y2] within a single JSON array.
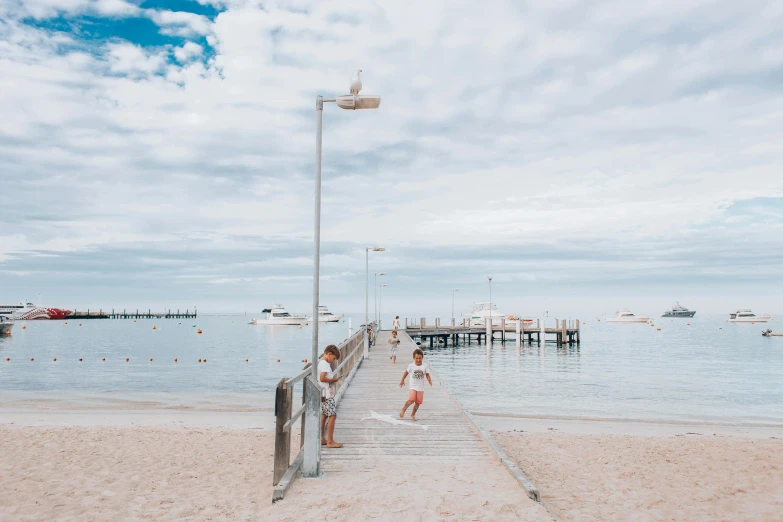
[[307, 305, 342, 323], [249, 304, 307, 326], [462, 302, 528, 326], [728, 309, 771, 323], [0, 316, 14, 335], [606, 310, 651, 323]]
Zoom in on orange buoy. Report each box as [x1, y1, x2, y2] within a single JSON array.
[[30, 357, 34, 362], [197, 329, 202, 334], [79, 358, 83, 362], [657, 328, 661, 331], [22, 325, 26, 329], [303, 359, 307, 363], [152, 326, 157, 330], [102, 357, 106, 362], [133, 320, 136, 322], [5, 357, 9, 362], [203, 358, 207, 363], [198, 358, 202, 363], [64, 322, 68, 324], [245, 358, 248, 363], [149, 358, 153, 362], [687, 323, 690, 326], [174, 358, 178, 363], [125, 357, 129, 362], [53, 357, 57, 362], [277, 359, 280, 362], [79, 323, 82, 327]]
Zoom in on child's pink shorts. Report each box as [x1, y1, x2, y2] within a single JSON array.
[[408, 390, 424, 405]]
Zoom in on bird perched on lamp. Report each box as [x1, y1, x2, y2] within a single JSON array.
[[350, 69, 362, 95]]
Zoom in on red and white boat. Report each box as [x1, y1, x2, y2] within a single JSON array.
[[0, 301, 72, 320]]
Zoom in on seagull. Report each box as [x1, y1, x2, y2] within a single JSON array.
[[350, 69, 362, 95]]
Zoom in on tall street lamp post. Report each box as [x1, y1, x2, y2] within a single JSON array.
[[308, 70, 381, 478], [379, 284, 388, 331], [451, 288, 460, 326]]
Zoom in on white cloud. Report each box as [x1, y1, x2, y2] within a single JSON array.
[[1, 0, 783, 310]]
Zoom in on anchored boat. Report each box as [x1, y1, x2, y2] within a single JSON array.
[[662, 302, 696, 318], [307, 305, 342, 323], [606, 310, 651, 323], [249, 304, 307, 326], [728, 309, 771, 323], [0, 316, 14, 335]]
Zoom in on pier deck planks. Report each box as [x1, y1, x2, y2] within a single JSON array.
[[322, 330, 491, 471]]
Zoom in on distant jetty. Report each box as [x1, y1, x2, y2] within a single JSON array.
[[67, 309, 197, 320]]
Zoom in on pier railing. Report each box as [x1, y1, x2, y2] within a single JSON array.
[[272, 323, 372, 502]]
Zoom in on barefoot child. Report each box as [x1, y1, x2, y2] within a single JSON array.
[[319, 345, 343, 448], [399, 349, 432, 421], [387, 329, 401, 363]]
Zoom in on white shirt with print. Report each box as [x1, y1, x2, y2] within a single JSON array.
[[318, 359, 335, 399], [406, 362, 430, 392]]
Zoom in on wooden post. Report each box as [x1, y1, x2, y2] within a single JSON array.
[[500, 317, 506, 342], [273, 379, 293, 485], [515, 319, 521, 349], [485, 318, 491, 347]]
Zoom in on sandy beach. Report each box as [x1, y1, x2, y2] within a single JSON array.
[[495, 428, 783, 521], [2, 410, 782, 521]]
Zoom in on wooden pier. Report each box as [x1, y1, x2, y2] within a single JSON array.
[[67, 309, 197, 319], [272, 329, 547, 515], [404, 317, 580, 347]]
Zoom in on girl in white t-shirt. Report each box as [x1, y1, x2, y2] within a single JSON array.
[[398, 348, 432, 421], [319, 345, 343, 448]]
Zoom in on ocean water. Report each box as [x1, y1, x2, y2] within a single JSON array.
[[1, 313, 781, 424]]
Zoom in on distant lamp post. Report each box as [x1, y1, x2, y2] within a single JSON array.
[[375, 272, 386, 327], [308, 70, 381, 478], [365, 247, 385, 359], [379, 284, 389, 331], [487, 276, 493, 346], [451, 288, 460, 326]]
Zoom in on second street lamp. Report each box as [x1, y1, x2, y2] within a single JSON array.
[[374, 272, 386, 328], [452, 288, 460, 326], [365, 247, 385, 358], [379, 284, 388, 331]]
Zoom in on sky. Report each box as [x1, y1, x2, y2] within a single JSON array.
[[1, 0, 782, 318]]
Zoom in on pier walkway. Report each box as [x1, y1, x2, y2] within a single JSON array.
[[309, 330, 551, 520]]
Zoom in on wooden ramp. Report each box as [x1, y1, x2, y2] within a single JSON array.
[[322, 330, 492, 470]]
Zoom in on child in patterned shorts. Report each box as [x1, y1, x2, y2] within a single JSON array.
[[319, 345, 343, 448]]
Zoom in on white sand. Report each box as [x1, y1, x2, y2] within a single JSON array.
[[496, 431, 783, 521], [0, 424, 552, 521]]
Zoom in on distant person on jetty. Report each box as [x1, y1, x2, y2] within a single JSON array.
[[388, 329, 401, 363], [393, 316, 400, 331], [399, 348, 432, 421], [319, 345, 343, 448]]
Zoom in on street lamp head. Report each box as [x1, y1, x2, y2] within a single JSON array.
[[379, 272, 386, 276], [454, 288, 460, 292], [336, 94, 381, 110], [488, 276, 493, 282], [381, 284, 388, 287], [371, 247, 385, 252]]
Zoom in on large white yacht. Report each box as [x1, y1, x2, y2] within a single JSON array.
[[728, 309, 771, 323], [606, 310, 651, 323], [463, 302, 527, 326], [307, 305, 342, 323], [249, 304, 307, 326]]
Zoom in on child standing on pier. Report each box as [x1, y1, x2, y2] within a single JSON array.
[[319, 345, 343, 448], [399, 349, 432, 421], [388, 330, 401, 363]]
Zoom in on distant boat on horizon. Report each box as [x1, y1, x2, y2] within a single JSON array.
[[606, 310, 651, 323], [249, 304, 307, 326], [728, 309, 771, 323], [307, 305, 342, 323], [662, 302, 696, 318]]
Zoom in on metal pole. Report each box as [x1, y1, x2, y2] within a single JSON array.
[[379, 285, 383, 331], [304, 94, 324, 478], [364, 248, 369, 359], [488, 277, 493, 347], [374, 273, 377, 327]]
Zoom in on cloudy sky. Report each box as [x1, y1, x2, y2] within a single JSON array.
[[1, 0, 782, 317]]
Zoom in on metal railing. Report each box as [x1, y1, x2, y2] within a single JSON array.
[[272, 323, 373, 502]]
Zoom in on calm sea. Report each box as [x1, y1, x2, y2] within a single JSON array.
[[1, 313, 781, 424]]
